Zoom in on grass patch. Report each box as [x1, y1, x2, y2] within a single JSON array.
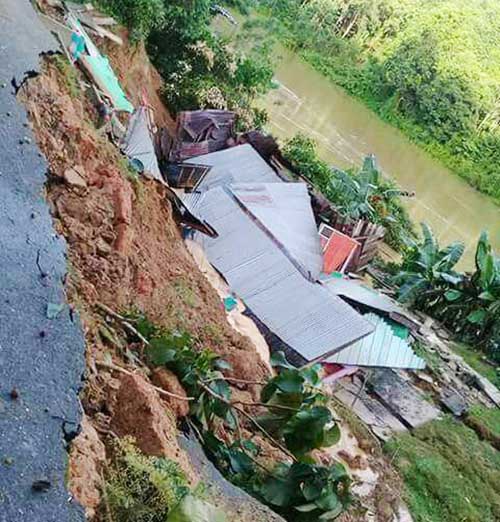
[[468, 406, 500, 439], [104, 437, 190, 522], [384, 417, 500, 522], [52, 55, 80, 99], [451, 342, 500, 389]]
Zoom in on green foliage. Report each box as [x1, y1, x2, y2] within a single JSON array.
[[283, 134, 414, 250], [97, 0, 166, 42], [452, 342, 500, 389], [146, 0, 274, 126], [205, 433, 350, 521], [52, 55, 79, 98], [167, 494, 226, 522], [134, 315, 349, 521], [392, 222, 464, 307], [393, 226, 500, 361], [384, 417, 500, 522], [105, 437, 190, 522], [259, 356, 340, 456], [467, 405, 500, 439], [261, 0, 500, 202]]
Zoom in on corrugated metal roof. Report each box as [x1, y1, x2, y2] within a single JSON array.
[[326, 313, 426, 370], [190, 187, 374, 363], [184, 144, 282, 191], [122, 106, 163, 182], [230, 183, 323, 279], [322, 275, 416, 326]]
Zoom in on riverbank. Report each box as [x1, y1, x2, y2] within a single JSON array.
[[250, 2, 500, 206], [213, 8, 500, 268]]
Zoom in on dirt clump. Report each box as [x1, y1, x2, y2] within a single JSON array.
[[151, 367, 190, 417], [110, 373, 197, 484], [68, 415, 106, 520]]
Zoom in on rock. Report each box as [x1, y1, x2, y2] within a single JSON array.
[[151, 367, 190, 418], [110, 373, 197, 484], [63, 166, 87, 189], [440, 388, 468, 417], [416, 372, 434, 385], [68, 415, 106, 520], [95, 237, 112, 257]]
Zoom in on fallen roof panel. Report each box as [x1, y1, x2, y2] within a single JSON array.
[[190, 187, 374, 363], [122, 106, 163, 182], [184, 143, 282, 191], [325, 313, 426, 370], [230, 183, 323, 279], [322, 275, 417, 327]]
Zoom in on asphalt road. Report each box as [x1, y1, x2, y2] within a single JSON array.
[[0, 1, 85, 520]]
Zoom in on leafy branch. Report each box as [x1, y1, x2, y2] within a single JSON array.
[[98, 310, 350, 521]]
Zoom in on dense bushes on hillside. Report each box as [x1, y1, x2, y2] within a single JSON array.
[[98, 0, 273, 126]]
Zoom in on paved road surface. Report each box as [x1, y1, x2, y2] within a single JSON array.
[[0, 1, 85, 520]]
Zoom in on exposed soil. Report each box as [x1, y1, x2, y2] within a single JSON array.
[[18, 49, 269, 518], [102, 35, 176, 134]]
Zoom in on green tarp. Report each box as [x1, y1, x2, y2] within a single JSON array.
[[69, 15, 133, 113]]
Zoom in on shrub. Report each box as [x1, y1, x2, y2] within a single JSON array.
[[97, 0, 166, 42], [105, 438, 190, 522]]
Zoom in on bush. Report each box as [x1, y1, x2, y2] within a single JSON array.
[[105, 438, 190, 522], [97, 0, 166, 42]]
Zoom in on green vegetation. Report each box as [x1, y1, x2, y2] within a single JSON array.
[[105, 437, 190, 521], [260, 0, 500, 202], [127, 314, 350, 521], [96, 0, 166, 41], [52, 55, 79, 98], [467, 405, 500, 439], [452, 342, 500, 388], [283, 134, 414, 250], [393, 225, 500, 362], [384, 417, 500, 522], [97, 0, 273, 126]]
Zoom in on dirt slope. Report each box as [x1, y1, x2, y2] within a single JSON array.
[[18, 49, 270, 518]]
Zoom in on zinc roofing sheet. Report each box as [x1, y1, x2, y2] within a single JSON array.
[[184, 143, 282, 191], [122, 106, 163, 182], [190, 187, 374, 363], [326, 313, 426, 370], [230, 183, 323, 279], [322, 275, 417, 327]]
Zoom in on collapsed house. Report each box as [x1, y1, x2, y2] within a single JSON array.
[[49, 2, 425, 373], [179, 145, 425, 370]]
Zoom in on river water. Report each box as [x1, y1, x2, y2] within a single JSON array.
[[216, 17, 500, 268]]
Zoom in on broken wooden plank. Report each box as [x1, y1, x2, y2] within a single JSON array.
[[80, 17, 123, 45], [91, 16, 117, 26], [369, 369, 441, 429]]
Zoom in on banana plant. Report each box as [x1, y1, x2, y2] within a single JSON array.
[[443, 231, 500, 351], [392, 223, 464, 308]]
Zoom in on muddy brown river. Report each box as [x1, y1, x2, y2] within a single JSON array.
[[217, 17, 500, 268]]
